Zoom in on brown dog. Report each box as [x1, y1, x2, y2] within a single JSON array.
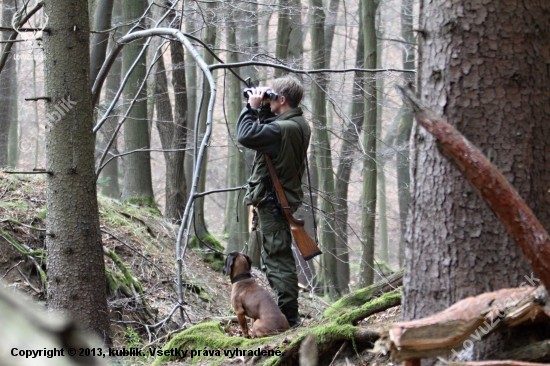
[[223, 252, 290, 338]]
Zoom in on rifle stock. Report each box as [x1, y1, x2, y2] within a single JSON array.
[[264, 155, 322, 261]]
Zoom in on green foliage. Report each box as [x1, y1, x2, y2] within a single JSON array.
[[189, 234, 225, 271], [124, 326, 143, 349], [38, 207, 47, 220]]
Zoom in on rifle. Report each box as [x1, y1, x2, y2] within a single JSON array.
[[264, 154, 322, 261]]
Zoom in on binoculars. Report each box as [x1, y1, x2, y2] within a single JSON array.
[[243, 87, 279, 101]]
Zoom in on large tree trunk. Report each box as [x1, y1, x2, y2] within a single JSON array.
[[310, 0, 340, 299], [358, 0, 377, 288], [404, 0, 550, 361], [121, 0, 155, 205], [44, 0, 110, 342], [0, 0, 16, 168]]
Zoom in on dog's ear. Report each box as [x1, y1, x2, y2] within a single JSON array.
[[244, 254, 252, 269], [223, 252, 237, 275]]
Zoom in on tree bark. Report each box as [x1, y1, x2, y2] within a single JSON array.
[[44, 0, 110, 342], [404, 0, 550, 361], [121, 0, 155, 205]]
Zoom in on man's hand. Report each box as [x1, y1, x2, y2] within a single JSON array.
[[247, 87, 271, 109]]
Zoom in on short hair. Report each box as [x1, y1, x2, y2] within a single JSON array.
[[271, 75, 303, 108]]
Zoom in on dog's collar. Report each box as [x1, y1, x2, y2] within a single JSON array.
[[231, 273, 252, 284]]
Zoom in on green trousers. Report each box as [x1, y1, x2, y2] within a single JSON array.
[[257, 205, 299, 317]]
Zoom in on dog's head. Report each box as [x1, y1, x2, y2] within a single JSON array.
[[223, 252, 252, 277]]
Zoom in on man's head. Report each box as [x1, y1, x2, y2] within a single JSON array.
[[270, 75, 303, 112]]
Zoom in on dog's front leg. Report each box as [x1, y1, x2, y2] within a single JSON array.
[[237, 313, 250, 338]]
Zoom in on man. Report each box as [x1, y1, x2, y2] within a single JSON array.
[[236, 75, 311, 328]]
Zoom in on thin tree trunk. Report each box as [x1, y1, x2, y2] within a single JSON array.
[[44, 0, 110, 343], [334, 3, 365, 293], [160, 1, 188, 222], [396, 0, 414, 268], [376, 17, 388, 264], [98, 0, 121, 198], [121, 0, 155, 205], [184, 1, 198, 198], [310, 0, 340, 299], [358, 0, 378, 288], [7, 42, 18, 168], [193, 0, 217, 239], [224, 6, 248, 253], [0, 0, 16, 167], [89, 0, 114, 85]]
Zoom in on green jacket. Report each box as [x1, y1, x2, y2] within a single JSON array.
[[237, 104, 311, 207]]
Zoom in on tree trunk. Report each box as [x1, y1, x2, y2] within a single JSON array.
[[310, 0, 340, 299], [154, 1, 188, 222], [7, 42, 18, 168], [358, 0, 377, 288], [396, 0, 414, 268], [44, 0, 110, 342], [0, 0, 16, 168], [184, 2, 198, 199], [89, 0, 114, 85], [97, 0, 121, 199], [121, 0, 155, 205], [375, 15, 388, 264], [193, 1, 217, 239], [224, 6, 248, 253], [334, 3, 364, 293], [404, 0, 550, 361]]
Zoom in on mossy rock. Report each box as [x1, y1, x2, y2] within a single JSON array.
[[189, 234, 225, 271]]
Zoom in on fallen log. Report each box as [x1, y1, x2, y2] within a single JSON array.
[[396, 85, 550, 291], [373, 286, 549, 361]]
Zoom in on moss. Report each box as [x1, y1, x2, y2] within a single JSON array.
[[105, 249, 144, 294], [125, 196, 161, 216], [105, 265, 120, 296], [37, 207, 47, 220], [323, 269, 404, 320], [335, 288, 401, 325], [151, 321, 265, 365], [264, 323, 359, 366], [189, 234, 225, 271], [0, 227, 45, 257]]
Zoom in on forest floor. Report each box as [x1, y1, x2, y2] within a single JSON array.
[[0, 172, 399, 366]]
